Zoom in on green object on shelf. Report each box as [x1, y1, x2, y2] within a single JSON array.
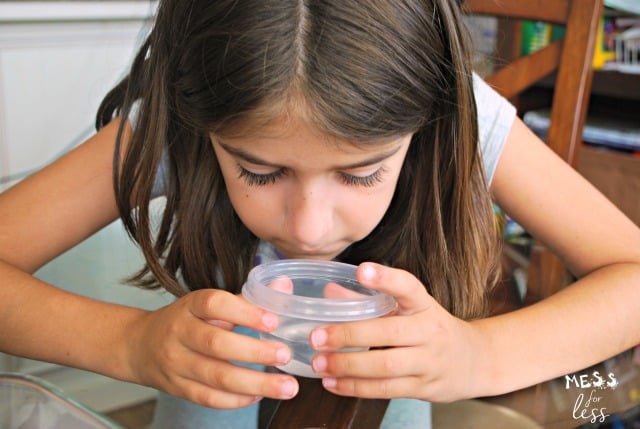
[[521, 20, 565, 56], [521, 20, 551, 55]]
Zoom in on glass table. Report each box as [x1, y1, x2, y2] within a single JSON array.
[[0, 373, 124, 429]]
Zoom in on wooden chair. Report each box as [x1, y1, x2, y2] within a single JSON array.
[[463, 0, 603, 304], [462, 1, 603, 423]]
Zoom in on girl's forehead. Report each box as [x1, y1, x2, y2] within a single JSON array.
[[217, 106, 406, 152], [216, 111, 408, 156], [213, 125, 412, 178]]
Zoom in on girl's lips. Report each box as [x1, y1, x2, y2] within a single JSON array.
[[274, 244, 347, 260]]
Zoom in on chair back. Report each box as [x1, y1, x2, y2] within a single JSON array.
[[463, 0, 603, 302]]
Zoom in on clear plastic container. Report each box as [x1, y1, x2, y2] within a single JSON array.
[[0, 372, 124, 429], [241, 259, 396, 378]]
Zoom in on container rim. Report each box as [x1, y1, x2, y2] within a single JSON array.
[[241, 259, 397, 321]]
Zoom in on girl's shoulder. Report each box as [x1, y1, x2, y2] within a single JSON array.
[[473, 73, 517, 184]]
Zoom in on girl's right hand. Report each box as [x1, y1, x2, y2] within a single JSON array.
[[126, 289, 299, 409]]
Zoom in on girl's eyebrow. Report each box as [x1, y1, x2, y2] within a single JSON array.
[[216, 140, 404, 170]]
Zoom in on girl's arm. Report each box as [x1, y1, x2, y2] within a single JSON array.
[[0, 119, 136, 375], [473, 116, 640, 395], [308, 116, 640, 400], [0, 121, 299, 407]]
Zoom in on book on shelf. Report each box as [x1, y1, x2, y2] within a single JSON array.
[[518, 6, 640, 73], [523, 109, 640, 153], [604, 0, 640, 15]]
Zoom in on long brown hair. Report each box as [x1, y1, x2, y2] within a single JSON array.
[[97, 0, 500, 320]]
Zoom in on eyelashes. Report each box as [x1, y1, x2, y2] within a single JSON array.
[[337, 168, 387, 187], [236, 165, 387, 188], [237, 167, 286, 186]]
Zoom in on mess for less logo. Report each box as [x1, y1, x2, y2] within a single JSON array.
[[565, 370, 619, 424]]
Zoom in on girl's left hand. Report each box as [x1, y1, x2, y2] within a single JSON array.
[[309, 262, 483, 402]]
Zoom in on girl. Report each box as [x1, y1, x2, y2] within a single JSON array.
[[1, 0, 639, 427]]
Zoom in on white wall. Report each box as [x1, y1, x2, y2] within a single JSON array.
[[0, 2, 175, 413]]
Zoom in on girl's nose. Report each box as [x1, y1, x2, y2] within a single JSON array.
[[287, 184, 333, 249]]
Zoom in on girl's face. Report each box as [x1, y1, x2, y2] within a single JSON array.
[[211, 114, 412, 260]]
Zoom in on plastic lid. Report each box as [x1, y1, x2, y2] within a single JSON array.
[[241, 259, 397, 321]]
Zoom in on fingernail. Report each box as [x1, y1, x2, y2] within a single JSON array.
[[322, 378, 337, 389], [276, 347, 291, 364], [262, 313, 278, 330], [312, 355, 327, 373], [361, 263, 376, 281], [310, 329, 327, 348], [281, 379, 298, 398]]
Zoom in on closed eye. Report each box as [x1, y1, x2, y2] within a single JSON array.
[[237, 165, 388, 187], [237, 166, 286, 186], [338, 166, 387, 187]]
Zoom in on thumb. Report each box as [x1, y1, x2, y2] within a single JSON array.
[[356, 262, 434, 314]]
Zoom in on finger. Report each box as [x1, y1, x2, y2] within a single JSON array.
[[310, 315, 426, 350], [320, 375, 424, 400], [357, 263, 433, 313], [183, 355, 299, 400], [206, 319, 234, 330], [267, 276, 294, 294], [188, 289, 279, 332], [170, 378, 263, 410], [323, 281, 367, 299], [184, 324, 292, 366], [311, 347, 424, 378]]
